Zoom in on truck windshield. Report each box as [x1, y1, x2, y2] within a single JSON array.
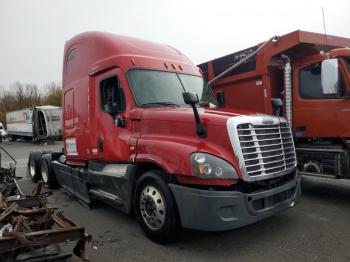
[[128, 69, 218, 107]]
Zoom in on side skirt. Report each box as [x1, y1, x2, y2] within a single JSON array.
[[52, 160, 136, 213]]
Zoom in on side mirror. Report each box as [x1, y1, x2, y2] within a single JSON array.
[[321, 59, 339, 95], [271, 98, 283, 108], [271, 98, 283, 117], [216, 91, 225, 107], [182, 91, 206, 138], [182, 91, 199, 105]]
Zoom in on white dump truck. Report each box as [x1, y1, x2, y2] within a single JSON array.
[[6, 106, 62, 142]]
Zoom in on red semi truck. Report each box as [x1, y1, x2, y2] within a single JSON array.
[[27, 32, 300, 242], [198, 30, 350, 179]]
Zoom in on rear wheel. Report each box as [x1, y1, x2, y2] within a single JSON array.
[[40, 155, 58, 189], [28, 151, 44, 182], [134, 170, 179, 243], [27, 151, 53, 183]]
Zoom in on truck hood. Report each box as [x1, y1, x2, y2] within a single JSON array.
[[135, 106, 265, 185], [140, 106, 260, 126], [135, 106, 293, 187]]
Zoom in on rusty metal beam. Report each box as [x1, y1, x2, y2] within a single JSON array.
[[0, 226, 84, 254]]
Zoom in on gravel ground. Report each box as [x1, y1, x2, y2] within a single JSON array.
[[1, 140, 350, 262]]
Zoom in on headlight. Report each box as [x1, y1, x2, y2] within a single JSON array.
[[190, 153, 239, 179]]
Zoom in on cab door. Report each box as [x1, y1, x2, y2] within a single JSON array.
[[293, 58, 350, 138], [89, 68, 130, 161]]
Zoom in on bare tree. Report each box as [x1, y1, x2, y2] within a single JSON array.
[[0, 81, 62, 125]]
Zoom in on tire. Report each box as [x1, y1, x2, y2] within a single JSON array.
[[27, 150, 53, 183], [40, 155, 59, 189], [27, 151, 44, 183], [134, 170, 179, 243]]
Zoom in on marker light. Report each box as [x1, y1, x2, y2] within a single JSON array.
[[198, 165, 205, 176]]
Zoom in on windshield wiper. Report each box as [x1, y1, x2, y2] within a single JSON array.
[[140, 101, 180, 107]]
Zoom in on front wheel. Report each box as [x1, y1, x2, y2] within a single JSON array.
[[134, 170, 179, 243]]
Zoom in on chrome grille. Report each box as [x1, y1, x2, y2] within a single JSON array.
[[237, 122, 296, 178]]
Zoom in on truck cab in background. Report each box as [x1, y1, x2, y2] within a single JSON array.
[[295, 50, 350, 177], [28, 32, 300, 243], [198, 30, 350, 179]]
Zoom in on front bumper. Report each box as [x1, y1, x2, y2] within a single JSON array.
[[169, 172, 301, 231]]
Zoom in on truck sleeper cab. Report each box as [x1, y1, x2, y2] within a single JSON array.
[[28, 32, 300, 243]]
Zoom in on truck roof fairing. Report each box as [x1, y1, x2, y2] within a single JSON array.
[[63, 31, 200, 86]]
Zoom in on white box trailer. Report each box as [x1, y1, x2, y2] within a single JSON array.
[[6, 106, 62, 141]]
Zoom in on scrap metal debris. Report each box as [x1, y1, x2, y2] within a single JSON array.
[[0, 146, 91, 261], [0, 224, 13, 237]]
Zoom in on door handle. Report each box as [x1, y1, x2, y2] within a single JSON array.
[[98, 136, 104, 152]]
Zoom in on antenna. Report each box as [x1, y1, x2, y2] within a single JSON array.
[[322, 7, 328, 51]]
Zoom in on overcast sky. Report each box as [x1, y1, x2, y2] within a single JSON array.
[[0, 0, 349, 88]]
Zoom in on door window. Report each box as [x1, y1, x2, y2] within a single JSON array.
[[64, 89, 74, 128], [100, 76, 125, 113], [299, 61, 345, 99], [345, 58, 350, 69], [65, 49, 76, 73]]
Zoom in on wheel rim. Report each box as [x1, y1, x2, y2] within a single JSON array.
[[139, 185, 166, 231], [41, 162, 48, 183], [29, 160, 36, 178]]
